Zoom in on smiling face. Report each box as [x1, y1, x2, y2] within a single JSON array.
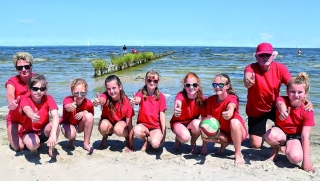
[[184, 76, 199, 99], [72, 84, 87, 104], [287, 83, 307, 108], [16, 60, 32, 78], [145, 73, 159, 91], [213, 76, 229, 96], [30, 81, 47, 103], [106, 79, 122, 101]]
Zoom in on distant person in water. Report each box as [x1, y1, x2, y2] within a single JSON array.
[[297, 49, 302, 55], [122, 45, 127, 55], [132, 47, 137, 54]]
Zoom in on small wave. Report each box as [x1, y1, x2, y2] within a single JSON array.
[[163, 93, 171, 97]]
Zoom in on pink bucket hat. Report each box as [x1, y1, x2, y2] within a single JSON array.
[[256, 43, 274, 55]]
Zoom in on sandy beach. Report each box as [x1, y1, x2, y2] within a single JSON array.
[[0, 106, 319, 181]]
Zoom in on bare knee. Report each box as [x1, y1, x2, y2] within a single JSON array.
[[287, 152, 303, 164], [150, 138, 161, 149], [250, 136, 263, 149], [178, 131, 190, 143]]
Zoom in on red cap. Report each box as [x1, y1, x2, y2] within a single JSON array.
[[256, 43, 274, 55]]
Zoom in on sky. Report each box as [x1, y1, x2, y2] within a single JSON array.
[[1, 1, 319, 48]]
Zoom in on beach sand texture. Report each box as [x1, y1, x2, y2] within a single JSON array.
[[0, 107, 319, 181]]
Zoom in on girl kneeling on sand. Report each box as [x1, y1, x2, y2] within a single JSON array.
[[93, 75, 135, 152], [170, 72, 206, 154], [60, 78, 94, 153], [131, 70, 166, 151], [265, 72, 315, 172], [201, 73, 247, 164], [19, 74, 60, 157]]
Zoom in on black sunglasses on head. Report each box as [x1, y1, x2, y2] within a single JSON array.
[[185, 83, 199, 88], [212, 83, 225, 88], [16, 65, 32, 71], [31, 87, 47, 92], [73, 91, 86, 97]]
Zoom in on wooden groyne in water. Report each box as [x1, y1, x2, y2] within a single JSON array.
[[93, 51, 175, 77]]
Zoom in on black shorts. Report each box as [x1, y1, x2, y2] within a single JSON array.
[[99, 118, 126, 136], [39, 129, 49, 143], [248, 107, 276, 136]]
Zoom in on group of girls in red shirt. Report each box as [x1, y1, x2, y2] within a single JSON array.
[[5, 48, 316, 172]]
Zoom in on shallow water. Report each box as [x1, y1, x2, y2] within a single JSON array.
[[0, 46, 319, 119]]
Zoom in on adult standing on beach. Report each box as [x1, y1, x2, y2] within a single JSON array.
[[170, 72, 206, 154], [93, 75, 135, 152], [5, 52, 34, 151], [122, 45, 127, 55], [243, 42, 312, 149], [131, 70, 166, 151]]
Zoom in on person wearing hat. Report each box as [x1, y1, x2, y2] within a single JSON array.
[[243, 42, 312, 149]]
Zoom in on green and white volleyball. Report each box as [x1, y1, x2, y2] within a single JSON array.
[[200, 117, 220, 139]]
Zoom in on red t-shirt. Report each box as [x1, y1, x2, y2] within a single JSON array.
[[60, 96, 94, 125], [170, 92, 206, 128], [244, 62, 291, 117], [100, 93, 135, 124], [5, 75, 30, 123], [135, 90, 167, 129], [18, 93, 58, 137], [275, 96, 315, 134], [207, 94, 245, 134]]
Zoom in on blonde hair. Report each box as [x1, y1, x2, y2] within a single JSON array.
[[70, 78, 88, 92], [140, 70, 160, 100], [13, 52, 33, 68], [287, 72, 310, 93]]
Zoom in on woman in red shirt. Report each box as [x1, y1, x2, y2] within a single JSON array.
[[201, 73, 247, 164], [170, 72, 206, 154], [131, 70, 166, 151], [60, 78, 94, 153], [5, 52, 34, 151], [19, 74, 60, 157], [93, 75, 135, 152], [265, 72, 315, 172]]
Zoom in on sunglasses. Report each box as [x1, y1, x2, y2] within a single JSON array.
[[73, 91, 86, 97], [16, 65, 32, 71], [31, 87, 47, 92], [258, 54, 272, 58], [185, 83, 199, 88], [147, 79, 159, 84], [212, 83, 225, 88]]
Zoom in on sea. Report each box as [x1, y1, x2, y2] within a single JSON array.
[[0, 46, 319, 120]]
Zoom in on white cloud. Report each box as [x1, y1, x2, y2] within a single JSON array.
[[19, 19, 34, 23], [260, 33, 273, 40]]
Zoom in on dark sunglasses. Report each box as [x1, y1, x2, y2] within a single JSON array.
[[16, 65, 32, 71], [147, 79, 159, 84], [185, 83, 199, 88], [258, 54, 272, 58], [212, 83, 225, 88], [73, 91, 86, 97], [31, 87, 47, 92]]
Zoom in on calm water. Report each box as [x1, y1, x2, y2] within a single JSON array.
[[1, 46, 319, 119]]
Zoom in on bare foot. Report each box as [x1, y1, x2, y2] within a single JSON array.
[[99, 136, 108, 150], [141, 140, 148, 152], [30, 150, 38, 156], [191, 144, 199, 154], [48, 147, 56, 158], [68, 139, 75, 149], [216, 142, 229, 155], [201, 142, 208, 155], [234, 154, 245, 164], [124, 147, 133, 153], [83, 144, 94, 153], [268, 146, 279, 162], [173, 138, 181, 151]]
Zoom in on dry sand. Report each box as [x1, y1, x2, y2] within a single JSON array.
[[0, 106, 319, 181]]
